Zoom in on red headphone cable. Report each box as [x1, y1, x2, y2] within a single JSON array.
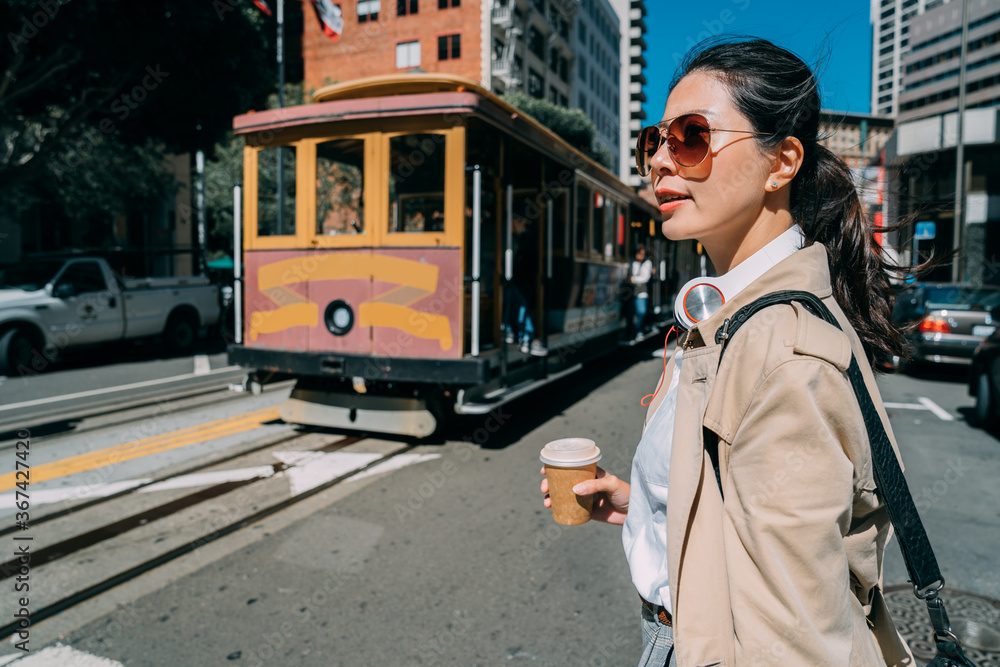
[[641, 326, 679, 407]]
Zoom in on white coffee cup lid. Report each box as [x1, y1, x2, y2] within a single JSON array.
[[540, 438, 602, 467]]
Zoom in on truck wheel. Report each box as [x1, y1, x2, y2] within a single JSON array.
[[0, 328, 37, 376], [164, 313, 198, 353], [974, 369, 995, 428]]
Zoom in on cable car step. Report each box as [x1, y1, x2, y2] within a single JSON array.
[[454, 363, 583, 415]]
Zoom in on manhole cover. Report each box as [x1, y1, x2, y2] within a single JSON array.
[[885, 585, 1000, 665]]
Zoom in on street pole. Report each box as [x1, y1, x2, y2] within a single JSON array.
[[196, 149, 207, 275], [234, 183, 243, 345], [276, 0, 285, 235], [952, 0, 970, 282]]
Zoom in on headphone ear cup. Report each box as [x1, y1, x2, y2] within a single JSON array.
[[674, 278, 725, 330]]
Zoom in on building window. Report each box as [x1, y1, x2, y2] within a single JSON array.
[[559, 56, 568, 82], [397, 0, 417, 15], [438, 0, 459, 6], [578, 59, 586, 81], [438, 34, 460, 60], [396, 40, 421, 68], [528, 68, 543, 99], [358, 0, 380, 21], [529, 26, 545, 59]]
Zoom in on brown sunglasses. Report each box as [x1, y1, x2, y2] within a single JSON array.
[[635, 113, 772, 176]]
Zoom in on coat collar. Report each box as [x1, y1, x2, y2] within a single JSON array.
[[680, 242, 835, 349]]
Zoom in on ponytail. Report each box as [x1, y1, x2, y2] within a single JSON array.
[[794, 143, 907, 369], [677, 38, 914, 370]]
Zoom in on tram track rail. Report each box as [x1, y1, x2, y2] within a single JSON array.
[[0, 377, 295, 452], [0, 426, 418, 639]]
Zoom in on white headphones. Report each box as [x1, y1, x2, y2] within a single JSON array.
[[673, 225, 805, 330]]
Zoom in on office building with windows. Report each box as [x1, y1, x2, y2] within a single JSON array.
[[884, 0, 1000, 282], [871, 0, 952, 117], [610, 0, 646, 187], [897, 0, 1000, 122], [303, 1, 646, 183], [570, 0, 622, 175]]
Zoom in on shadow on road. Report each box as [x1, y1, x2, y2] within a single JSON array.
[[34, 335, 230, 375], [901, 362, 971, 385], [440, 341, 663, 450]]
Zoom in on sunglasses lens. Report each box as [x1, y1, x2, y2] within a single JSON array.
[[635, 115, 712, 175], [635, 126, 660, 177], [668, 114, 711, 167]]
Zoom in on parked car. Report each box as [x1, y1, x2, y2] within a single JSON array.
[[968, 315, 1000, 427], [893, 282, 1000, 368], [0, 257, 221, 374]]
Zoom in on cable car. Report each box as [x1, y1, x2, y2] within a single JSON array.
[[228, 73, 691, 437]]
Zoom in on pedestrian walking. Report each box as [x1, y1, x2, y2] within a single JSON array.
[[541, 38, 920, 666], [630, 245, 653, 337]]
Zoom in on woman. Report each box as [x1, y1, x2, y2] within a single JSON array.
[[540, 39, 915, 666], [630, 245, 653, 336]]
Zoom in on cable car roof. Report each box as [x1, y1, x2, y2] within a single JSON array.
[[233, 73, 653, 206]]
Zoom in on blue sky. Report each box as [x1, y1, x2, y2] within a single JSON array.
[[640, 0, 873, 122]]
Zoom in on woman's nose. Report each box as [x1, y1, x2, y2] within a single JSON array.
[[649, 138, 677, 178]]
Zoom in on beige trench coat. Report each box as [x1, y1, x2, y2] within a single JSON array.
[[643, 243, 914, 666]]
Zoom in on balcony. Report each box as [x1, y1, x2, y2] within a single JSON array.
[[492, 4, 514, 26]]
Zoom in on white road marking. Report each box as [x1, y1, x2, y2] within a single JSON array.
[[273, 451, 383, 497], [193, 354, 211, 375], [347, 453, 441, 482], [0, 479, 151, 508], [0, 451, 442, 511], [0, 366, 241, 411], [883, 399, 954, 421], [139, 466, 277, 493], [0, 643, 123, 665], [918, 397, 954, 421]]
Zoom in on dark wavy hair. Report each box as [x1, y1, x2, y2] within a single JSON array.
[[673, 38, 913, 370]]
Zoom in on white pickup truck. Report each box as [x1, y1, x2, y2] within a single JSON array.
[[0, 257, 221, 374]]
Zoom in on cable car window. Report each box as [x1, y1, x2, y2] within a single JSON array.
[[575, 183, 589, 256], [613, 202, 625, 261], [551, 189, 569, 257], [592, 190, 606, 256], [256, 145, 297, 236], [602, 198, 615, 259], [389, 134, 447, 233], [316, 138, 365, 236]]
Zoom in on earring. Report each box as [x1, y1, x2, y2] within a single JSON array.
[[771, 181, 778, 189]]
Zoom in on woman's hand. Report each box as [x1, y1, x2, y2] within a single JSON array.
[[539, 465, 630, 526]]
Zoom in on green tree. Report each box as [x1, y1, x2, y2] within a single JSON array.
[[501, 93, 614, 171], [204, 84, 307, 257], [1, 0, 277, 220]]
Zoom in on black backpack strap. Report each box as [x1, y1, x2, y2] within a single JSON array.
[[711, 290, 944, 594], [706, 290, 975, 663]]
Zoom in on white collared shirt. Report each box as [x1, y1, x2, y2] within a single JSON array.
[[621, 225, 805, 610]]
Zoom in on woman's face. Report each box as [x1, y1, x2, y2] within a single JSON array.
[[650, 71, 773, 247]]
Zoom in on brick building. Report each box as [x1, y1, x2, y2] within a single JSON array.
[[302, 0, 649, 186], [303, 0, 484, 90]]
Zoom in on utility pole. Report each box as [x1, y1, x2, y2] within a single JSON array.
[[952, 0, 970, 282], [276, 0, 286, 235]]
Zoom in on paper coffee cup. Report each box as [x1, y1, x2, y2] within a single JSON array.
[[540, 438, 602, 525]]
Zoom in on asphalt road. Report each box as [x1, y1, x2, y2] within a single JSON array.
[[1, 343, 997, 666]]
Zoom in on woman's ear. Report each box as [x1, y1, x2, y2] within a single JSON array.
[[766, 136, 805, 192]]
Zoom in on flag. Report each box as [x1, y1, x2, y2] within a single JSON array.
[[252, 0, 273, 16], [309, 0, 343, 40]]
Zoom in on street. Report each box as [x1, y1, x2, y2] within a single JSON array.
[[0, 340, 996, 666]]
